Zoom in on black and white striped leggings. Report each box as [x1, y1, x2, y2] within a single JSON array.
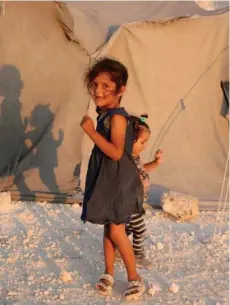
[[126, 213, 146, 255]]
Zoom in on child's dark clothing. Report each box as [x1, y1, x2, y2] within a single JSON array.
[[81, 108, 144, 225]]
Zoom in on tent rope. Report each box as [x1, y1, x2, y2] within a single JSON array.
[[149, 45, 229, 157], [213, 181, 229, 242], [211, 153, 229, 247]]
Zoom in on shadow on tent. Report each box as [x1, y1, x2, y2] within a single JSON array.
[[71, 162, 83, 200], [0, 64, 66, 203], [0, 64, 28, 190]]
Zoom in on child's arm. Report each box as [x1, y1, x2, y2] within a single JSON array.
[[143, 149, 163, 172], [143, 160, 160, 172], [80, 114, 127, 161]]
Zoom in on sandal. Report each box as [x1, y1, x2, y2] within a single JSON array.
[[95, 273, 114, 296], [124, 279, 145, 301]]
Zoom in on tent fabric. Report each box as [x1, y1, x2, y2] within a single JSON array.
[[80, 12, 229, 203], [0, 2, 229, 205], [0, 2, 89, 202], [59, 1, 229, 54]]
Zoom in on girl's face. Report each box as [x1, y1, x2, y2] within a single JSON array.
[[133, 130, 150, 156], [90, 72, 125, 109]]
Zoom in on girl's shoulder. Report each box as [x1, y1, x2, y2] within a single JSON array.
[[97, 108, 132, 136], [105, 107, 129, 119], [97, 107, 130, 125]]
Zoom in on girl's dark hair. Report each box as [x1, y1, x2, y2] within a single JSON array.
[[130, 114, 150, 142], [85, 57, 128, 93]]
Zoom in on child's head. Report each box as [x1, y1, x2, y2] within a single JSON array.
[[131, 114, 151, 156], [85, 58, 128, 109]]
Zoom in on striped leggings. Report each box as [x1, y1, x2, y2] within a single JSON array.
[[126, 213, 146, 256]]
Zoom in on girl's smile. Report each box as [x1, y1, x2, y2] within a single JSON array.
[[90, 72, 123, 108]]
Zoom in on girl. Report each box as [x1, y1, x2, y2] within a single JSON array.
[[80, 58, 145, 301], [124, 115, 163, 269]]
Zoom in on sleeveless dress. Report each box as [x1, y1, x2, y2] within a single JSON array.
[[81, 108, 144, 225]]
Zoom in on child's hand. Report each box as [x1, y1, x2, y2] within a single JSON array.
[[80, 115, 95, 135], [154, 149, 163, 164]]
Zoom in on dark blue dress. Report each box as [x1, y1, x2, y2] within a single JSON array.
[[81, 108, 144, 225]]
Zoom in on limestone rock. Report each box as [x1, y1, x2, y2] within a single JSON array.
[[169, 283, 180, 294], [60, 271, 72, 282], [156, 242, 164, 250], [161, 191, 199, 221], [147, 282, 161, 296]]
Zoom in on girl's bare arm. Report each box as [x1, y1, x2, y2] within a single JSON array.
[[81, 114, 127, 161]]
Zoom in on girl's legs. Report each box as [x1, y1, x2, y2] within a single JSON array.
[[97, 223, 143, 295], [95, 225, 115, 294], [103, 224, 116, 277], [115, 222, 132, 261], [105, 223, 141, 281]]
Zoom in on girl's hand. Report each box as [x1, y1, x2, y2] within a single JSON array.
[[154, 149, 163, 164], [80, 115, 95, 135]]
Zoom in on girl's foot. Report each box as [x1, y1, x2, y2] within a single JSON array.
[[95, 274, 114, 296], [124, 278, 145, 301]]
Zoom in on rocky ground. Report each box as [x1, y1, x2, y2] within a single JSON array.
[[0, 200, 229, 305]]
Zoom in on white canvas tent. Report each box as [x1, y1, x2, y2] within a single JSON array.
[[58, 1, 229, 54], [0, 2, 89, 203], [0, 1, 229, 208], [62, 1, 229, 206]]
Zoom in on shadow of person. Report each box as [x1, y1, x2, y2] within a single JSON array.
[[0, 65, 28, 190], [25, 104, 64, 197], [68, 162, 83, 204], [73, 163, 82, 193]]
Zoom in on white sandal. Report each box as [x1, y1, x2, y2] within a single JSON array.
[[95, 273, 114, 296], [124, 279, 145, 301]]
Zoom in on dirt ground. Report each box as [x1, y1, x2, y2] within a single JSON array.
[[0, 201, 229, 305]]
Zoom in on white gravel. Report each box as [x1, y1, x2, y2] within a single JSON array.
[[0, 200, 229, 305]]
